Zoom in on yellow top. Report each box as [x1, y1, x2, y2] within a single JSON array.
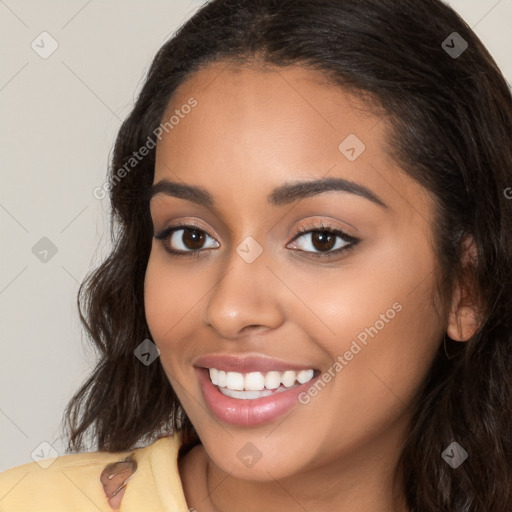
[[0, 431, 189, 512]]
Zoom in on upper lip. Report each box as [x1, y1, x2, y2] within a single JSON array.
[[193, 353, 318, 373]]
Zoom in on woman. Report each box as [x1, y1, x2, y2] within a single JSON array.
[[1, 0, 511, 510]]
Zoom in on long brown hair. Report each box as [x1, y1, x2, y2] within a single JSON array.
[[62, 1, 512, 509]]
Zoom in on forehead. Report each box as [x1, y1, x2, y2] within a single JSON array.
[[159, 61, 383, 158], [152, 60, 432, 222], [166, 59, 376, 118], [157, 62, 382, 169]]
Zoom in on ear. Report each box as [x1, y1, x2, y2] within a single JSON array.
[[446, 234, 481, 342]]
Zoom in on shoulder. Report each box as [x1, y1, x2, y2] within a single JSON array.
[[0, 433, 184, 512]]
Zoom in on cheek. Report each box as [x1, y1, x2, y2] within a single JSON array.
[[288, 233, 437, 345], [304, 234, 443, 424], [315, 287, 443, 452], [143, 249, 185, 356], [144, 245, 196, 338], [143, 246, 212, 386], [144, 260, 170, 340]]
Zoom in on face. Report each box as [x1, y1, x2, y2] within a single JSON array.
[[144, 61, 446, 482]]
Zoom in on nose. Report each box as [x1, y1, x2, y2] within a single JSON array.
[[201, 246, 286, 339]]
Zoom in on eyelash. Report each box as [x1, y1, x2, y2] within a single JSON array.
[[154, 221, 360, 261]]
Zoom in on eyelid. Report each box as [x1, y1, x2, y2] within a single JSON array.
[[154, 219, 212, 239], [287, 222, 360, 259], [291, 220, 358, 242], [154, 219, 361, 259]]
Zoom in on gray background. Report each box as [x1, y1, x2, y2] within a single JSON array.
[[1, 0, 511, 472]]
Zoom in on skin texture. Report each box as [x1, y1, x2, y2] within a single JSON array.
[[143, 61, 480, 512]]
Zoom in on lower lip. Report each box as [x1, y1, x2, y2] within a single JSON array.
[[196, 367, 319, 427]]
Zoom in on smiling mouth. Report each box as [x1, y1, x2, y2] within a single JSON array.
[[204, 367, 320, 400]]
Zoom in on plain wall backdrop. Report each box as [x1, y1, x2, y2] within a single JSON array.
[[1, 0, 511, 472]]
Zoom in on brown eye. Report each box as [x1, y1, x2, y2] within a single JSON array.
[[289, 225, 357, 258], [154, 224, 219, 256], [179, 227, 207, 250], [309, 231, 337, 252]]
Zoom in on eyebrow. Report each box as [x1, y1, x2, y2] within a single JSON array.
[[145, 176, 388, 209]]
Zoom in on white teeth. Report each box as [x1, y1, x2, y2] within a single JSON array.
[[207, 368, 316, 391], [264, 371, 281, 389], [217, 370, 227, 387], [297, 369, 314, 384], [245, 372, 265, 391], [209, 368, 218, 385], [281, 370, 296, 388], [219, 388, 275, 399], [226, 371, 245, 390]]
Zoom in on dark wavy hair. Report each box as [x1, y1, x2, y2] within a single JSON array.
[[62, 0, 512, 509]]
